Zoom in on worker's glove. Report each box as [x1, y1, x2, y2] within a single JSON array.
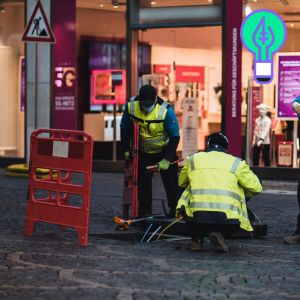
[[124, 151, 130, 161], [158, 159, 170, 171], [176, 205, 185, 218]]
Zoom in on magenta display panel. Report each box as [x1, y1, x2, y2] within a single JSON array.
[[250, 86, 263, 141], [277, 54, 300, 120], [85, 40, 151, 111]]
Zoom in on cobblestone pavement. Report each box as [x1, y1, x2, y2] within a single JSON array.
[[1, 169, 300, 299]]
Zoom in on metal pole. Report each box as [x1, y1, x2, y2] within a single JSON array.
[[245, 77, 252, 164], [27, 42, 38, 166], [35, 42, 38, 129], [126, 0, 139, 97], [113, 104, 117, 161]]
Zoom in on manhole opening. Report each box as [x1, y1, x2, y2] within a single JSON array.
[[90, 232, 143, 242]]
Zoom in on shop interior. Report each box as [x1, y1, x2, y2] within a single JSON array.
[[1, 0, 300, 167], [0, 1, 24, 159]]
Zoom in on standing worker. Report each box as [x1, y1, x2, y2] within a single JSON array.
[[121, 84, 180, 218], [284, 96, 300, 244], [176, 132, 262, 252]]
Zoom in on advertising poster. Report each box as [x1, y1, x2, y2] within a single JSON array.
[[182, 98, 198, 160], [277, 142, 293, 167], [251, 86, 263, 141], [246, 80, 263, 164], [277, 54, 300, 120], [90, 69, 126, 109]]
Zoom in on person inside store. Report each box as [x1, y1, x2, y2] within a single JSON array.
[[252, 103, 272, 166], [284, 96, 300, 244], [120, 84, 180, 218], [176, 132, 262, 252]]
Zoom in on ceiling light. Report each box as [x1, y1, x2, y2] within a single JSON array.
[[99, 4, 104, 8], [112, 0, 119, 8], [0, 7, 5, 14], [245, 5, 252, 17], [290, 23, 294, 27], [280, 0, 289, 5], [151, 1, 157, 5], [207, 0, 213, 2]]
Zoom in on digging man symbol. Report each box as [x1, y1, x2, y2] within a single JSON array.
[[32, 17, 42, 36]]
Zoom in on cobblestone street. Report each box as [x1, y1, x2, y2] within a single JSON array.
[[1, 169, 300, 299]]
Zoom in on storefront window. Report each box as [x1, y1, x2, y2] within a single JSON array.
[[70, 0, 300, 167], [138, 26, 222, 156], [77, 5, 128, 160], [0, 2, 25, 158], [242, 0, 300, 168]]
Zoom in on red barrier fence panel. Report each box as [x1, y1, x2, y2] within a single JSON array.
[[24, 129, 93, 246]]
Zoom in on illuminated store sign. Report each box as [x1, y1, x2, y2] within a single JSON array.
[[276, 54, 300, 120]]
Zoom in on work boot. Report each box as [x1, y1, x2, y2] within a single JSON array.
[[188, 241, 202, 252], [284, 234, 300, 244], [209, 232, 229, 253]]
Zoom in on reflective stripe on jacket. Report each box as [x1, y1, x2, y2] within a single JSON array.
[[128, 96, 169, 154], [176, 151, 262, 231]]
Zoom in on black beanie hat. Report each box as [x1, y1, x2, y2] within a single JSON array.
[[139, 84, 157, 106], [207, 132, 229, 149]]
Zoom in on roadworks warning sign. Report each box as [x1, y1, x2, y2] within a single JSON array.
[[22, 0, 55, 43]]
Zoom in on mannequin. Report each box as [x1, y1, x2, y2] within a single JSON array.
[[252, 103, 272, 166]]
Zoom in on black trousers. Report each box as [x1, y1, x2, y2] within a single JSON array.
[[186, 222, 240, 240], [138, 151, 179, 217], [296, 180, 300, 234], [253, 144, 270, 166]]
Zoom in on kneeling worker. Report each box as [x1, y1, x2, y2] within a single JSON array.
[[121, 84, 180, 217], [176, 132, 262, 252]]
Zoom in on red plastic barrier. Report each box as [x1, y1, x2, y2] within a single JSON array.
[[24, 129, 93, 246]]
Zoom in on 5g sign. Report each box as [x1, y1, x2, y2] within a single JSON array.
[[54, 67, 76, 88], [240, 10, 287, 84]]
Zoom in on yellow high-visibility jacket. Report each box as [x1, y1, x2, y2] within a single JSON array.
[[128, 97, 169, 154], [176, 151, 262, 231]]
